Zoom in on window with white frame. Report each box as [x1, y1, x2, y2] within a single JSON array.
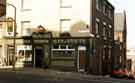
[[60, 0, 72, 8], [21, 21, 31, 36], [21, 0, 32, 10], [60, 19, 71, 32]]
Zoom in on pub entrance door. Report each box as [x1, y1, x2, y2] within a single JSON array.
[[34, 46, 44, 68], [77, 46, 86, 72]]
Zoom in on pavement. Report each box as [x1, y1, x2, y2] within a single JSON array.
[[0, 67, 106, 80], [0, 67, 112, 81], [0, 67, 135, 83]]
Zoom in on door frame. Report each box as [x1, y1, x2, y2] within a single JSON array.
[[34, 46, 43, 68], [77, 46, 86, 72]]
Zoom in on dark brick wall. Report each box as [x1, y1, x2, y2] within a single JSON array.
[[89, 0, 114, 75]]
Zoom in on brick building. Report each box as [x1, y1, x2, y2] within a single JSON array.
[[89, 0, 114, 75]]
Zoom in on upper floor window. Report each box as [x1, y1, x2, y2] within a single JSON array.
[[21, 0, 32, 11], [103, 25, 106, 36], [60, 19, 71, 32], [21, 21, 31, 36], [108, 9, 112, 18], [103, 1, 107, 14], [96, 0, 102, 11], [60, 0, 72, 8], [96, 0, 99, 10], [95, 19, 100, 34], [61, 7, 72, 19], [108, 25, 112, 38]]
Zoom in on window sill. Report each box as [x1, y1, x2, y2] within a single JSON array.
[[21, 9, 32, 12]]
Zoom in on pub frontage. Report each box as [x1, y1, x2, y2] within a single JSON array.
[[31, 32, 94, 73], [4, 31, 114, 75]]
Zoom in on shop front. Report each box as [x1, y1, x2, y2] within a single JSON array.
[[51, 37, 92, 72]]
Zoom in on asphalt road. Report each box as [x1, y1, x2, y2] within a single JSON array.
[[0, 70, 134, 83]]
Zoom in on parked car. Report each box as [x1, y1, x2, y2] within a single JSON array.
[[111, 68, 129, 78]]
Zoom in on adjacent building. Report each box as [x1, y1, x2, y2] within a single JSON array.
[[0, 0, 6, 17], [90, 0, 114, 75], [0, 0, 6, 66], [114, 12, 127, 70]]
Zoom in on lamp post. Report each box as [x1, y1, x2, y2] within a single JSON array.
[[7, 3, 16, 70]]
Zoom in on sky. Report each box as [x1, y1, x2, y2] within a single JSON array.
[[109, 0, 135, 48]]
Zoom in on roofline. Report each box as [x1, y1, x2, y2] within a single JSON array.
[[107, 0, 115, 10]]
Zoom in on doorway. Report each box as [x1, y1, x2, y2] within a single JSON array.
[[77, 46, 86, 72], [34, 46, 44, 68]]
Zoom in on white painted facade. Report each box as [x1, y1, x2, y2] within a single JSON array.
[[6, 0, 92, 36], [3, 0, 93, 67]]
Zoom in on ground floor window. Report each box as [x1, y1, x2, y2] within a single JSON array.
[[17, 45, 32, 62]]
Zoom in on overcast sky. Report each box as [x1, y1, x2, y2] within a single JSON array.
[[109, 0, 134, 48]]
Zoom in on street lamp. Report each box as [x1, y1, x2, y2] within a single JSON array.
[[7, 3, 16, 70]]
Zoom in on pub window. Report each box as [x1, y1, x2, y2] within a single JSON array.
[[60, 45, 66, 49], [53, 44, 59, 49], [25, 50, 32, 61], [68, 45, 73, 49], [18, 50, 25, 59]]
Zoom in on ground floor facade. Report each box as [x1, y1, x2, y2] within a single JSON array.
[[0, 32, 118, 75]]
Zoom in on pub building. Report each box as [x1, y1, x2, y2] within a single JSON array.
[[31, 31, 94, 72], [11, 26, 92, 72], [9, 24, 115, 75]]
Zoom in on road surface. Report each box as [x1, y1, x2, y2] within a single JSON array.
[[0, 68, 134, 83]]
